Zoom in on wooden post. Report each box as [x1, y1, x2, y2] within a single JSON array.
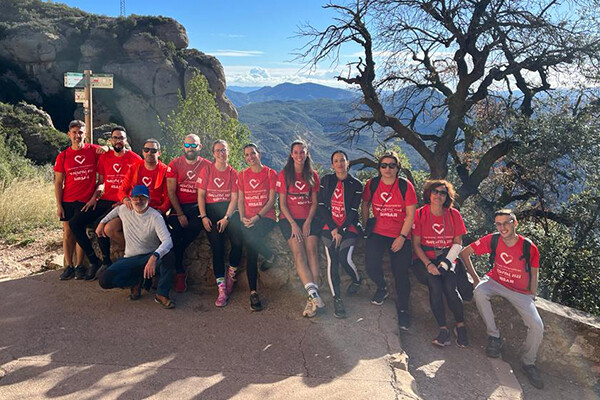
[[83, 69, 93, 143]]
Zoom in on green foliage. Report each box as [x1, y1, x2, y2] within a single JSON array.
[[159, 71, 250, 170], [0, 125, 37, 183]]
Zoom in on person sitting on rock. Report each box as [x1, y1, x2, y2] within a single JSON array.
[[460, 209, 544, 389], [96, 184, 175, 309]]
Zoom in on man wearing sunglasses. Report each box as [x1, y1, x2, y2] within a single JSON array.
[[460, 209, 544, 389], [69, 126, 142, 280], [166, 134, 210, 292]]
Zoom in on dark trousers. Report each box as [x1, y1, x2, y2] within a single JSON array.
[[322, 230, 360, 298], [99, 250, 175, 297], [167, 203, 204, 273], [241, 217, 276, 291], [206, 203, 243, 279], [365, 233, 412, 312], [69, 199, 114, 265]]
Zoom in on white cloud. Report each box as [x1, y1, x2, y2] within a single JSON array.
[[209, 50, 264, 57], [210, 33, 246, 38], [223, 65, 353, 88]]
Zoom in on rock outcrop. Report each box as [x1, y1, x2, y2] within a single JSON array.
[[0, 0, 236, 150]]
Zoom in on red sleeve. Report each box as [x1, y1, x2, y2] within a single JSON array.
[[166, 159, 177, 179], [230, 167, 238, 192], [404, 180, 417, 206], [413, 207, 424, 237], [362, 179, 372, 201], [269, 169, 277, 190], [312, 171, 320, 192], [54, 151, 65, 173], [238, 170, 245, 193], [97, 153, 106, 177], [276, 171, 286, 194], [470, 234, 493, 256], [451, 208, 467, 236], [157, 178, 171, 213], [196, 165, 210, 190], [530, 241, 540, 269], [118, 163, 136, 201]]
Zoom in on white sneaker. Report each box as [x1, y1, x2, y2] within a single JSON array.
[[313, 293, 325, 308]]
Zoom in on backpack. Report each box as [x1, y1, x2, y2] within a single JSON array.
[[489, 232, 533, 290], [368, 176, 408, 202]]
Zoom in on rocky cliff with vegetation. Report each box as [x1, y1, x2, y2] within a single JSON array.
[[0, 0, 236, 150]]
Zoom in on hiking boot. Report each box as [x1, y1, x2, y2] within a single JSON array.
[[260, 254, 277, 271], [371, 288, 389, 305], [333, 297, 346, 319], [85, 263, 100, 281], [398, 311, 411, 331], [346, 279, 362, 296], [486, 336, 503, 358], [175, 272, 187, 293], [154, 295, 175, 309], [313, 292, 325, 309], [455, 326, 469, 348], [59, 266, 75, 280], [215, 285, 228, 307], [129, 278, 142, 301], [432, 328, 451, 347], [225, 267, 237, 295], [250, 292, 263, 311], [302, 297, 318, 318], [74, 265, 86, 280], [522, 363, 544, 389]]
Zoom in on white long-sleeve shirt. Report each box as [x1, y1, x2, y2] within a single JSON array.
[[100, 205, 173, 258]]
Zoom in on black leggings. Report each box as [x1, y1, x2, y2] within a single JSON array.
[[322, 230, 360, 298], [69, 199, 114, 265], [205, 202, 243, 279], [241, 217, 276, 291], [365, 233, 412, 312], [167, 203, 204, 273]]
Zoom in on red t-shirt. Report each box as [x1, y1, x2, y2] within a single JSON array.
[[196, 163, 238, 204], [361, 177, 417, 238], [97, 150, 142, 202], [239, 166, 277, 219], [167, 155, 211, 205], [413, 205, 467, 259], [324, 180, 358, 233], [276, 170, 320, 220], [54, 144, 100, 203], [470, 233, 540, 294]]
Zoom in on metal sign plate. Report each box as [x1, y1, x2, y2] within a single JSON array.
[[74, 89, 85, 103], [64, 72, 84, 88], [91, 74, 114, 88]]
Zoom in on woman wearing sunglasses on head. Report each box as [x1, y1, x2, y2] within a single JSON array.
[[317, 150, 363, 318], [413, 180, 469, 347], [361, 152, 417, 330], [277, 140, 323, 318], [237, 143, 278, 311], [196, 140, 243, 307]]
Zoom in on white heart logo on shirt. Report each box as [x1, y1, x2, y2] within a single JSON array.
[[249, 179, 260, 189], [500, 252, 513, 264], [432, 223, 444, 235], [294, 181, 306, 191], [380, 192, 392, 203], [186, 170, 196, 180], [113, 164, 122, 173], [334, 188, 342, 199], [142, 176, 152, 187], [214, 177, 225, 188], [74, 155, 85, 165]]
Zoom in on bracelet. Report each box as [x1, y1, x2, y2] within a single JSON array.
[[257, 214, 262, 219], [400, 233, 408, 239], [427, 262, 434, 268], [200, 215, 207, 219], [224, 215, 229, 221]]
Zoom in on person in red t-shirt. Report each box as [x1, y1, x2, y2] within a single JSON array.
[[460, 209, 544, 389], [413, 180, 469, 347], [69, 126, 141, 280], [317, 150, 363, 319], [197, 140, 243, 307], [237, 143, 278, 311], [54, 120, 106, 281], [361, 152, 417, 330], [166, 134, 210, 293], [276, 140, 323, 317]]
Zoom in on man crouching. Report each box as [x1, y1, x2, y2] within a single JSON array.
[[96, 184, 175, 309]]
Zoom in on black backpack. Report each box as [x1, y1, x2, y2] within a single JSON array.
[[489, 233, 533, 290]]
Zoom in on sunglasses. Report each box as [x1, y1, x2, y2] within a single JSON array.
[[432, 188, 448, 196], [111, 136, 125, 141], [379, 162, 398, 169], [184, 143, 199, 148], [143, 148, 158, 154]]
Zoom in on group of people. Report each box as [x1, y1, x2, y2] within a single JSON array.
[[54, 120, 545, 389]]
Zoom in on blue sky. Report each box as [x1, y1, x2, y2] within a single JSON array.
[[51, 0, 360, 88]]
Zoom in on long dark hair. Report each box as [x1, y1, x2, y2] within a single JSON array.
[[283, 139, 315, 189]]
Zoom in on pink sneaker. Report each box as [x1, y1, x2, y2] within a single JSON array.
[[215, 285, 228, 307], [225, 267, 237, 295], [174, 272, 187, 293]]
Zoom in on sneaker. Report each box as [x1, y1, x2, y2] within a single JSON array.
[[455, 326, 469, 348], [215, 285, 228, 307], [74, 265, 86, 280], [59, 266, 75, 280], [260, 254, 276, 271], [250, 292, 263, 311], [154, 295, 175, 309], [175, 272, 188, 293], [333, 297, 346, 319], [313, 292, 325, 309], [129, 278, 142, 301], [522, 363, 544, 389], [486, 336, 503, 358], [432, 328, 451, 347], [302, 297, 318, 318], [371, 288, 389, 305], [85, 263, 100, 281], [225, 267, 237, 295], [398, 311, 411, 331], [346, 279, 362, 296]]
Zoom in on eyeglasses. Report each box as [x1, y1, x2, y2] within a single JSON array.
[[432, 188, 448, 196], [494, 220, 514, 228], [379, 162, 398, 169], [111, 136, 125, 141], [184, 143, 199, 148], [214, 148, 228, 153], [143, 148, 158, 154]]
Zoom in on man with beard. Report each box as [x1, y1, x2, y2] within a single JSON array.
[[69, 126, 142, 280], [97, 185, 175, 308], [166, 134, 210, 292]]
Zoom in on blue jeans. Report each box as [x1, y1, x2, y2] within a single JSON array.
[[99, 251, 174, 297]]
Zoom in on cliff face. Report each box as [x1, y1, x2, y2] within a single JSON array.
[[0, 0, 236, 149]]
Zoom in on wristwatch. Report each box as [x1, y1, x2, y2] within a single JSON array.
[[152, 252, 160, 260]]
